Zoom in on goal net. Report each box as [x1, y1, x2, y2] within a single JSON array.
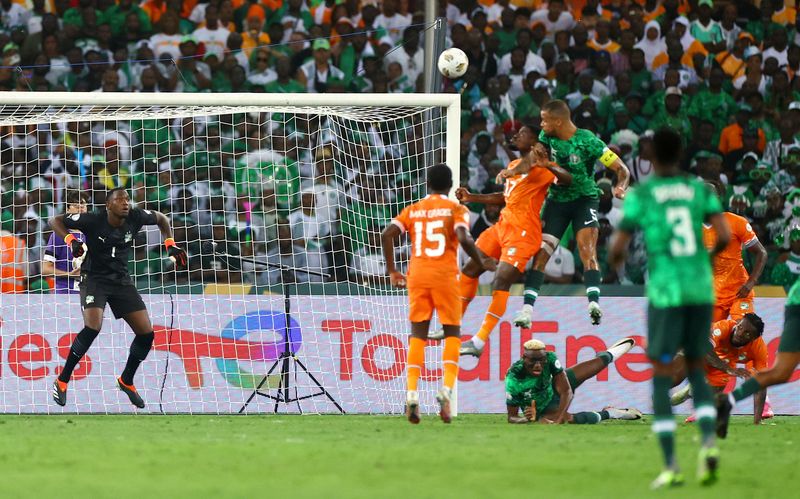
[[0, 92, 460, 414]]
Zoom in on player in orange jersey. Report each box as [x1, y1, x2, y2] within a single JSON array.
[[671, 314, 768, 424], [452, 125, 573, 358], [382, 164, 497, 424], [702, 198, 767, 323]]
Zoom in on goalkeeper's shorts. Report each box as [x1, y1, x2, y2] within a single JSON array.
[[408, 279, 461, 326], [80, 276, 146, 319]]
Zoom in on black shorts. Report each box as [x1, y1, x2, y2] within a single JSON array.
[[80, 276, 146, 319], [541, 197, 600, 240]]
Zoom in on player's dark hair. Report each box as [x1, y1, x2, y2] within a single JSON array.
[[743, 313, 765, 337], [427, 164, 453, 192], [652, 128, 683, 166], [542, 99, 571, 119], [106, 187, 127, 204], [65, 190, 89, 206]]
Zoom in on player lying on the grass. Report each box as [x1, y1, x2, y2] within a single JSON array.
[[671, 314, 769, 424], [443, 125, 572, 358], [717, 278, 800, 438], [608, 128, 730, 488], [505, 338, 641, 424], [382, 164, 496, 424], [50, 187, 187, 409]]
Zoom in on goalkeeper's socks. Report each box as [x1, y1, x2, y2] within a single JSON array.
[[475, 290, 510, 343], [584, 270, 601, 303], [58, 326, 100, 383], [442, 336, 460, 391], [523, 270, 545, 307], [653, 375, 677, 469], [120, 332, 154, 386], [460, 274, 479, 314], [406, 337, 426, 392], [731, 377, 764, 403], [687, 368, 716, 445]]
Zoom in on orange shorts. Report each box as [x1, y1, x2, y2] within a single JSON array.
[[475, 220, 540, 272], [706, 367, 730, 388], [408, 282, 461, 326], [713, 294, 755, 322]]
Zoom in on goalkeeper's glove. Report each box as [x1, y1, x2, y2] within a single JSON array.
[[64, 233, 87, 270], [165, 237, 188, 270]]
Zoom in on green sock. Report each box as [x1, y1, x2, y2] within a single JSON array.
[[653, 375, 677, 468], [732, 377, 764, 402], [573, 411, 606, 424], [523, 270, 545, 306], [687, 368, 716, 445], [584, 270, 601, 303], [596, 351, 612, 366]]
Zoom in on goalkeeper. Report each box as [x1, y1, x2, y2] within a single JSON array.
[[50, 188, 187, 409], [506, 339, 642, 424]]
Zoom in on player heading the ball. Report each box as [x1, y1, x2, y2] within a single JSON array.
[[51, 187, 187, 409]]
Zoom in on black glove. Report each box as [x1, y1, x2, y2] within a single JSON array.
[[168, 245, 188, 270], [69, 239, 85, 258]]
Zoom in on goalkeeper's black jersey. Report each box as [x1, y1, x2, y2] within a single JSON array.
[[62, 208, 158, 284]]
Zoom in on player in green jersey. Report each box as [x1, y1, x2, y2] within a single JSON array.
[[506, 338, 641, 424], [716, 278, 800, 438], [608, 128, 731, 489], [508, 99, 631, 328]]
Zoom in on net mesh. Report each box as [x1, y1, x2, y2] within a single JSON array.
[[0, 98, 455, 414]]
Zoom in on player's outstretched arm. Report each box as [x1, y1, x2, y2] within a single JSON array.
[[706, 213, 731, 255], [739, 240, 767, 298], [705, 349, 737, 376], [455, 187, 505, 205], [550, 371, 574, 424], [381, 223, 405, 288], [456, 226, 496, 272], [49, 215, 86, 261], [153, 211, 188, 269]]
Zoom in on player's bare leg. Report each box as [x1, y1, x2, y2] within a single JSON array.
[[428, 256, 486, 341], [53, 307, 104, 406], [568, 337, 635, 386], [576, 227, 603, 325], [460, 263, 520, 357], [436, 325, 461, 423], [117, 310, 156, 409], [717, 352, 800, 438]]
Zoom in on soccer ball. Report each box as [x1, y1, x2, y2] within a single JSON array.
[[437, 48, 469, 79]]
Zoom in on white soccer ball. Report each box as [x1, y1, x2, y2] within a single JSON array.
[[437, 48, 469, 79]]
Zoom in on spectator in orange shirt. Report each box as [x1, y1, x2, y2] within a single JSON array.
[[718, 107, 766, 156]]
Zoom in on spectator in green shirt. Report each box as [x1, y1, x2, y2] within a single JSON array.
[[264, 55, 306, 93], [628, 48, 654, 95], [650, 86, 692, 144], [687, 67, 737, 142]]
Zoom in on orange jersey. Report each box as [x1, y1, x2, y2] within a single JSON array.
[[498, 159, 556, 234], [707, 320, 768, 386], [392, 195, 470, 288], [703, 212, 758, 302]]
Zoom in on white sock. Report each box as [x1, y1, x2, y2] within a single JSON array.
[[407, 390, 419, 403], [522, 304, 533, 315], [471, 337, 485, 349]]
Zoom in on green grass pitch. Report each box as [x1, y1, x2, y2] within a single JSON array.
[[1, 415, 796, 498]]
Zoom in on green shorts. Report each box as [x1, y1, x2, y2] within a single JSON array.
[[779, 305, 800, 353], [541, 197, 600, 240], [538, 369, 579, 419], [647, 304, 713, 362]]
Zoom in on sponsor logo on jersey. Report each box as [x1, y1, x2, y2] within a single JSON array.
[[554, 359, 562, 369], [124, 232, 132, 243], [508, 247, 517, 256], [70, 214, 80, 221], [712, 328, 721, 337], [741, 302, 749, 310]]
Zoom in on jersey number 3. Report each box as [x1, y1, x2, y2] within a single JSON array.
[[413, 220, 445, 257], [666, 207, 697, 257]]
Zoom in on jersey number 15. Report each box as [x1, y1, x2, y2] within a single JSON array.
[[413, 220, 446, 257]]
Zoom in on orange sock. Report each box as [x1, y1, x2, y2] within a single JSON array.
[[407, 337, 426, 392], [442, 336, 460, 390], [460, 274, 479, 314], [475, 290, 510, 342]]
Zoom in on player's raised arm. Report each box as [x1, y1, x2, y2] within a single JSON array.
[[455, 187, 505, 205]]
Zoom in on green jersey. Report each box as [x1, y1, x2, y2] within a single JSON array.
[[619, 175, 722, 308], [539, 128, 607, 202], [787, 279, 800, 306], [505, 351, 563, 409]]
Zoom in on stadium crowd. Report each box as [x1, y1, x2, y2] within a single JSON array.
[[1, 0, 800, 293]]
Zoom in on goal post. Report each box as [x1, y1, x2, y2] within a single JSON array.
[[0, 91, 464, 415]]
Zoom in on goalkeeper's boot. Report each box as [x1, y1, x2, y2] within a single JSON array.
[[650, 469, 684, 490], [459, 340, 483, 358], [406, 391, 420, 425], [436, 388, 452, 424], [697, 446, 720, 486], [52, 379, 68, 407], [670, 384, 693, 406], [512, 307, 532, 329], [603, 406, 643, 420], [715, 393, 733, 439], [607, 337, 635, 361], [427, 328, 445, 341], [117, 377, 145, 409], [588, 302, 603, 326]]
